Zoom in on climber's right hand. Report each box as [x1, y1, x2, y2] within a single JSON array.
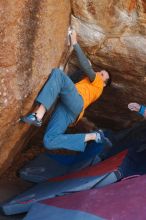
[[128, 102, 141, 112], [69, 29, 77, 46]]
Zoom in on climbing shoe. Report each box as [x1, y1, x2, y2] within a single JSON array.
[[95, 129, 112, 147], [20, 113, 42, 127]]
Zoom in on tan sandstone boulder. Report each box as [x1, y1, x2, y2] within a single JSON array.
[[71, 0, 146, 129], [1, 0, 146, 174], [0, 0, 71, 173]]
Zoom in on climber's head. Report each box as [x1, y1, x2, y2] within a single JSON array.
[[99, 70, 112, 87]]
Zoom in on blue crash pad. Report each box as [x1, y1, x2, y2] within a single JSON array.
[[23, 175, 146, 220], [2, 173, 117, 215], [20, 141, 104, 183]]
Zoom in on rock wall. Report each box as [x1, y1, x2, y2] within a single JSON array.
[[70, 0, 146, 129], [1, 0, 146, 174], [0, 0, 71, 174]]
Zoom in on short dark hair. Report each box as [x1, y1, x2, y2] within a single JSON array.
[[105, 70, 112, 87]]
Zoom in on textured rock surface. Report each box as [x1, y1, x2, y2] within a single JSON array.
[[70, 0, 146, 129], [0, 0, 71, 173], [1, 0, 146, 174]]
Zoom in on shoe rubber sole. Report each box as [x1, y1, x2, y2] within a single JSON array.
[[20, 117, 42, 127]]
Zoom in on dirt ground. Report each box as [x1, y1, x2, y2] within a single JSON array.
[[0, 141, 75, 220], [0, 120, 87, 220], [0, 178, 31, 220], [0, 144, 44, 220]]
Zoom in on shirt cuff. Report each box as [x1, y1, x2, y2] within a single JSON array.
[[73, 43, 79, 49], [138, 105, 146, 116]]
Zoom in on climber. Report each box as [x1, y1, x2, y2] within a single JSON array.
[[128, 102, 146, 118], [116, 102, 146, 178], [20, 30, 112, 151], [113, 128, 146, 181], [102, 107, 146, 181], [114, 102, 146, 179]]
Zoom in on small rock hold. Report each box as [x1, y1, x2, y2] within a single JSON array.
[[4, 99, 8, 104], [3, 92, 7, 97]]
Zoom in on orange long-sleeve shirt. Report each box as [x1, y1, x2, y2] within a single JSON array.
[[75, 73, 104, 122]]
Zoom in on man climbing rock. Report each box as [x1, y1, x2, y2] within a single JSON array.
[[21, 30, 112, 151], [102, 105, 146, 181]]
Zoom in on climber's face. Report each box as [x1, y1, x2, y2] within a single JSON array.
[[99, 70, 110, 87], [100, 70, 109, 82]]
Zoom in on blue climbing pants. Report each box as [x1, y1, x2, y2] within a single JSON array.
[[36, 68, 86, 151]]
